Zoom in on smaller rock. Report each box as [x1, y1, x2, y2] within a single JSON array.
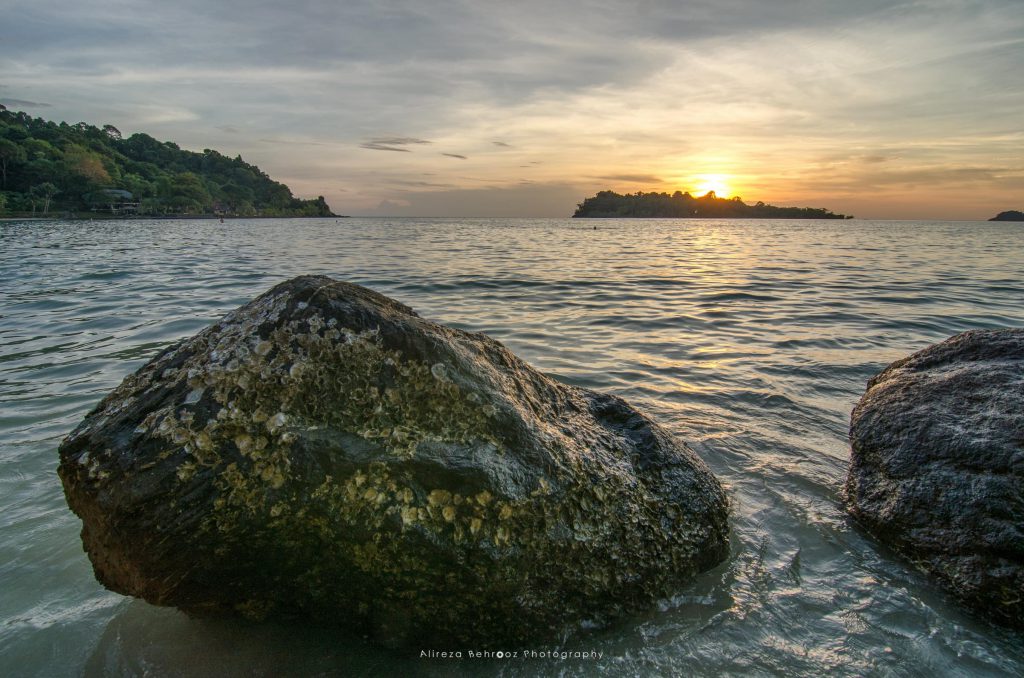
[[847, 329, 1024, 629]]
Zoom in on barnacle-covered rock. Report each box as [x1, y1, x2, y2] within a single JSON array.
[[847, 329, 1024, 629], [58, 275, 729, 647]]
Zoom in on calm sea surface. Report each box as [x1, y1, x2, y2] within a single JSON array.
[[1, 217, 1022, 677]]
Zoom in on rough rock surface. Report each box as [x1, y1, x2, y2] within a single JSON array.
[[847, 329, 1024, 628], [59, 275, 729, 647]]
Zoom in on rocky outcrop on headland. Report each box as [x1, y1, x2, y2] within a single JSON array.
[[847, 329, 1024, 628], [58, 275, 730, 648]]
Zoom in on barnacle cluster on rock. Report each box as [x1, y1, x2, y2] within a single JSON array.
[[58, 275, 730, 648]]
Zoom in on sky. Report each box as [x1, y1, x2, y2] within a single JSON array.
[[1, 0, 1021, 219]]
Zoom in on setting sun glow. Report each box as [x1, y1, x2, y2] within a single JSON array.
[[693, 175, 731, 198]]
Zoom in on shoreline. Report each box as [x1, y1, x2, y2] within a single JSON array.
[[0, 214, 348, 222], [1, 215, 1015, 223]]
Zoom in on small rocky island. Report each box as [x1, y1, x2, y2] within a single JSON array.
[[58, 276, 730, 648], [573, 190, 852, 219], [846, 329, 1024, 629], [989, 210, 1024, 221]]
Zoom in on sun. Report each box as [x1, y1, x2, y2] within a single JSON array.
[[693, 174, 731, 197]]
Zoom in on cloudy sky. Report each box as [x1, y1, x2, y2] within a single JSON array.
[[1, 0, 1021, 218]]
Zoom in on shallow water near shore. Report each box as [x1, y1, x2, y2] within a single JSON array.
[[1, 217, 1022, 677]]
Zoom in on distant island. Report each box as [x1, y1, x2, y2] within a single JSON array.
[[0, 105, 335, 218], [573, 190, 852, 219], [989, 210, 1024, 222]]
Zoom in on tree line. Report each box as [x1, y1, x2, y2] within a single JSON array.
[[0, 105, 334, 217], [573, 190, 852, 219]]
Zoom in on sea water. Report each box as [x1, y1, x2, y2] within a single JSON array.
[[1, 217, 1022, 677]]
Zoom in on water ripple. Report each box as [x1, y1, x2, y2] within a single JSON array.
[[1, 217, 1023, 677]]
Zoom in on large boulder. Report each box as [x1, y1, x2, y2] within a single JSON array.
[[59, 275, 729, 647], [847, 329, 1024, 628]]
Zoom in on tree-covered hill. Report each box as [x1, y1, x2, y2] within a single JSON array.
[[989, 210, 1024, 222], [0, 105, 334, 217], [573, 190, 851, 219]]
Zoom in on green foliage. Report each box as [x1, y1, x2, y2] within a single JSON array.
[[0, 138, 27, 190], [573, 190, 852, 219], [29, 182, 59, 214], [0, 107, 335, 217]]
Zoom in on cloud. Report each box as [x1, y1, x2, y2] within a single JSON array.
[[376, 199, 411, 211], [442, 153, 467, 159], [259, 137, 331, 146], [360, 144, 411, 152], [360, 137, 432, 152], [369, 137, 432, 146], [131, 104, 199, 124], [362, 182, 586, 217], [866, 166, 1022, 189], [596, 174, 663, 183], [392, 179, 457, 188], [0, 97, 52, 108], [2, 0, 1022, 218]]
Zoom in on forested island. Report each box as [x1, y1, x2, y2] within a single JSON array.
[[0, 106, 334, 218], [573, 190, 852, 219], [989, 210, 1024, 221]]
